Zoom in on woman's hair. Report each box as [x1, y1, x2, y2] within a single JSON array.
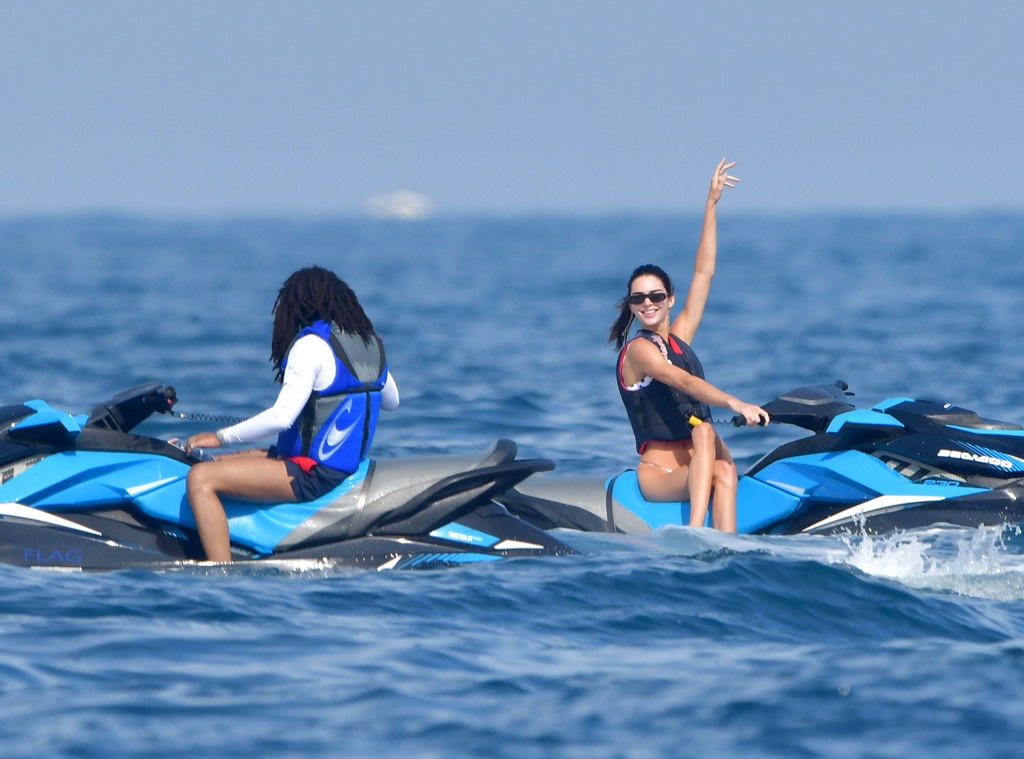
[[270, 266, 376, 381], [608, 263, 674, 349]]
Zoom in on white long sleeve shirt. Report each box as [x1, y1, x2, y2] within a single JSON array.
[[216, 333, 399, 445]]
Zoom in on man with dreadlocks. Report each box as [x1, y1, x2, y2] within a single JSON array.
[[183, 266, 399, 562]]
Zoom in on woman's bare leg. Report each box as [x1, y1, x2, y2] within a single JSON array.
[[684, 422, 717, 527], [186, 457, 297, 562], [709, 438, 738, 532]]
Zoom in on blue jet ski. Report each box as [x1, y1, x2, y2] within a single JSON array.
[[497, 381, 1024, 535], [0, 383, 574, 571]]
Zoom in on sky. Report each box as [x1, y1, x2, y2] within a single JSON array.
[[1, 1, 1022, 217]]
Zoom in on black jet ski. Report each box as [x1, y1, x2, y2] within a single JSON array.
[[497, 381, 1024, 535], [0, 383, 574, 571]]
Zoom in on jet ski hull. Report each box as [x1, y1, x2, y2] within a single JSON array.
[[0, 383, 576, 571], [0, 500, 571, 572], [498, 382, 1024, 537]]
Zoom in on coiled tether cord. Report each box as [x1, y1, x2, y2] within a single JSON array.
[[171, 411, 247, 425]]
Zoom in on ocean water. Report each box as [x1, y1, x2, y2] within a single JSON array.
[[1, 212, 1023, 757]]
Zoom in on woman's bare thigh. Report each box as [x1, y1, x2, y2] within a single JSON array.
[[637, 462, 694, 502], [637, 434, 735, 502], [196, 457, 297, 503]]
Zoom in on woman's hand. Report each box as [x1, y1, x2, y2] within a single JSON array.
[[728, 400, 770, 427], [185, 432, 222, 455], [708, 158, 740, 206]]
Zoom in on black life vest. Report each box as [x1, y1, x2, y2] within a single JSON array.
[[617, 329, 712, 452]]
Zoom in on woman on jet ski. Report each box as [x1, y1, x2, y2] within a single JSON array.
[[609, 159, 768, 531], [182, 266, 399, 562]]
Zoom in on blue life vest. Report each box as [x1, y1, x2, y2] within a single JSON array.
[[275, 320, 388, 474], [617, 329, 712, 452]]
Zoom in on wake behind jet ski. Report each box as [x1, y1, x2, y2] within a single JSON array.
[[497, 381, 1024, 536], [0, 383, 574, 571]]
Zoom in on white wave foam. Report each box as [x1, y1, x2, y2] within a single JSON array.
[[565, 523, 1024, 601], [831, 524, 1024, 600]]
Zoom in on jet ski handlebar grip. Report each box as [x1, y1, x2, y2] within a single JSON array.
[[731, 415, 768, 427]]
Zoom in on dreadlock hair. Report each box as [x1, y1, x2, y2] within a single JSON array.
[[608, 263, 674, 350], [270, 266, 376, 382]]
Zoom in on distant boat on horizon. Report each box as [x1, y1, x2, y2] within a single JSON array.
[[365, 189, 435, 220]]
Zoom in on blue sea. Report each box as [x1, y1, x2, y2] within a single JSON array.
[[1, 212, 1023, 758]]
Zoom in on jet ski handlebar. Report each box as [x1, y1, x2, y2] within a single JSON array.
[[731, 380, 854, 432], [86, 382, 179, 433], [730, 415, 768, 428]]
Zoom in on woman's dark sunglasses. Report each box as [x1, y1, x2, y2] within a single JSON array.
[[627, 291, 669, 306]]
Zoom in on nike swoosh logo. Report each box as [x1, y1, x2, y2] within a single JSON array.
[[318, 399, 360, 461]]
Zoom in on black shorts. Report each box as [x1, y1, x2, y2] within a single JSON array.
[[283, 458, 352, 502]]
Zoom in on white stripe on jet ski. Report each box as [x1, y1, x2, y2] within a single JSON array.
[[377, 556, 402, 571], [125, 477, 180, 497], [802, 495, 946, 532], [0, 502, 103, 535], [493, 539, 543, 551]]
